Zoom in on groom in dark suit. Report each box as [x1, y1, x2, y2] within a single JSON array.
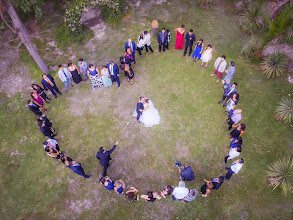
[[136, 96, 145, 122], [157, 28, 168, 54], [41, 74, 62, 98]]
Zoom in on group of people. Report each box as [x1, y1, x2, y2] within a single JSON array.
[[25, 24, 247, 204]]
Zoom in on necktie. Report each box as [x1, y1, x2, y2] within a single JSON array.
[[63, 70, 67, 78], [162, 34, 164, 43], [111, 65, 113, 75], [217, 61, 222, 70], [227, 88, 234, 96], [129, 42, 133, 51], [47, 79, 53, 87]]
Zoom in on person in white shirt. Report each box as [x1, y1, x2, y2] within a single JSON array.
[[222, 147, 241, 164], [211, 55, 227, 82], [143, 30, 154, 55], [172, 181, 189, 201], [225, 158, 244, 180], [137, 34, 145, 57], [58, 65, 74, 92]]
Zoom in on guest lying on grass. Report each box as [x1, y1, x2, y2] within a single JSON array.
[[125, 187, 139, 202], [114, 179, 125, 195], [99, 176, 115, 190], [141, 191, 162, 202], [61, 155, 91, 178], [160, 185, 174, 198]]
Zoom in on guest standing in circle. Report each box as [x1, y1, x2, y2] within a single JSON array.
[[31, 90, 47, 112], [124, 38, 137, 64], [68, 63, 83, 84], [78, 58, 89, 81], [230, 124, 246, 138], [106, 61, 120, 88], [41, 74, 62, 98], [183, 29, 196, 56], [57, 65, 74, 93], [32, 84, 51, 103], [136, 34, 145, 57], [175, 25, 185, 50], [87, 64, 103, 90], [27, 100, 42, 116], [200, 179, 214, 197], [101, 65, 112, 87], [211, 55, 227, 82], [120, 64, 134, 85], [192, 39, 204, 62], [166, 29, 171, 50], [200, 44, 213, 68], [143, 30, 154, 55], [225, 93, 239, 116], [157, 28, 168, 54]]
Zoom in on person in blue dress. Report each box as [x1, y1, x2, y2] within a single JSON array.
[[192, 39, 204, 62], [114, 179, 125, 194], [101, 65, 112, 87], [99, 176, 115, 190]]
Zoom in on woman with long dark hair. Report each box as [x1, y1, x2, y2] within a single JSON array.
[[32, 84, 51, 103]]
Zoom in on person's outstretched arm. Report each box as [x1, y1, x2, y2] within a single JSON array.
[[109, 141, 119, 154]]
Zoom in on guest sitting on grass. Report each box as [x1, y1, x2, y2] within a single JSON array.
[[141, 191, 161, 202], [125, 187, 139, 202], [200, 179, 214, 197], [114, 179, 125, 195], [211, 176, 225, 190], [61, 155, 92, 178], [175, 161, 195, 181], [160, 185, 174, 198], [99, 176, 115, 190], [184, 189, 198, 203], [43, 145, 62, 160], [172, 181, 189, 201]]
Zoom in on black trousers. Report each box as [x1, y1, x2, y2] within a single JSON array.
[[225, 168, 234, 180], [137, 111, 142, 121], [101, 163, 109, 177], [227, 119, 235, 130], [137, 47, 143, 56], [184, 43, 193, 56], [49, 86, 62, 98], [166, 42, 169, 50], [145, 45, 154, 53], [158, 43, 166, 52], [224, 156, 229, 163]]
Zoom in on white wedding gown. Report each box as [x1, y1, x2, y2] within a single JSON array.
[[133, 100, 161, 127]]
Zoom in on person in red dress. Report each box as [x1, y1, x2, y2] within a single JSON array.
[[175, 25, 185, 50]]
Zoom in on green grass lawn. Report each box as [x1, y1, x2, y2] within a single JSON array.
[[0, 0, 292, 219]]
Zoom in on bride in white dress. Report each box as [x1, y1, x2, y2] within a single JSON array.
[[133, 98, 161, 127]]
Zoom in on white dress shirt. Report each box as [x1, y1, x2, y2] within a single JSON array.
[[228, 148, 240, 160], [173, 186, 189, 199], [231, 162, 243, 174]]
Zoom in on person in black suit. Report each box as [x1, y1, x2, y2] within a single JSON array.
[[218, 81, 238, 107], [157, 28, 168, 54], [38, 120, 56, 138], [27, 100, 42, 116], [183, 29, 196, 56], [136, 96, 145, 122], [41, 74, 62, 98], [37, 115, 56, 134], [96, 141, 119, 177]]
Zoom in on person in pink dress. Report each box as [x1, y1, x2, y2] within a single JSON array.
[[30, 90, 47, 112], [175, 25, 185, 50]]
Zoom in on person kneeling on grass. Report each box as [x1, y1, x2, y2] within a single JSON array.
[[200, 179, 214, 197], [114, 179, 125, 195], [172, 181, 189, 201], [61, 155, 91, 179], [141, 191, 162, 202], [125, 187, 139, 202], [160, 185, 174, 198], [175, 161, 195, 181], [184, 189, 198, 203]]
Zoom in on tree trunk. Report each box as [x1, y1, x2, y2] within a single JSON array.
[[3, 0, 49, 74]]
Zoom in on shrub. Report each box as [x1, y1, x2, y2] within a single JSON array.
[[265, 5, 293, 44], [261, 52, 287, 78], [267, 157, 293, 195], [53, 22, 94, 49], [198, 0, 215, 7], [101, 0, 129, 26], [275, 97, 293, 123], [239, 1, 269, 35], [241, 34, 264, 62]]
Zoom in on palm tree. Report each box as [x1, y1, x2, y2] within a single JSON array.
[[267, 157, 293, 195], [275, 97, 293, 123]]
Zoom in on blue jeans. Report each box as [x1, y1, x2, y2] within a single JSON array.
[[225, 168, 234, 180], [64, 77, 72, 90]]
